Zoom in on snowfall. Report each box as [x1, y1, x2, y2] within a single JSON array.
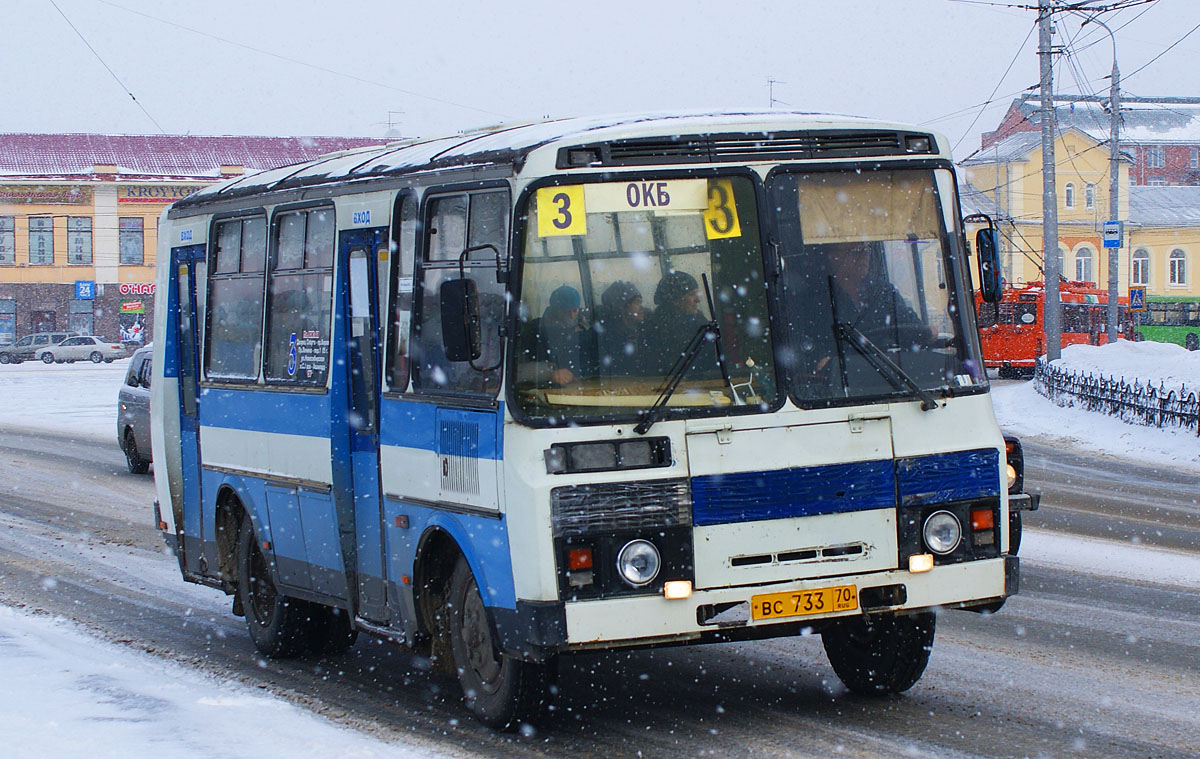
[[0, 339, 1197, 758]]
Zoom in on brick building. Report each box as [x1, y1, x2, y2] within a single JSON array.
[[0, 133, 379, 345], [980, 95, 1200, 186]]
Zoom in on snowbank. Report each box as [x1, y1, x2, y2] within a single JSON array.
[[0, 607, 448, 759], [0, 358, 128, 444], [991, 340, 1200, 472], [1050, 340, 1197, 395]]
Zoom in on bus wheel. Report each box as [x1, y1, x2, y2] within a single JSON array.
[[308, 605, 359, 655], [236, 519, 309, 658], [446, 556, 551, 729], [822, 611, 935, 696]]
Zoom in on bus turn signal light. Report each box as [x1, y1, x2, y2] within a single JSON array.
[[568, 547, 593, 571], [970, 509, 995, 531]]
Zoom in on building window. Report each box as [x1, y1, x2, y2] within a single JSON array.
[[1147, 177, 1168, 186], [0, 216, 14, 265], [1064, 183, 1075, 208], [1146, 146, 1165, 169], [1085, 184, 1095, 209], [1169, 249, 1187, 286], [68, 217, 92, 265], [119, 217, 144, 265], [1191, 147, 1199, 169], [69, 299, 94, 335], [0, 298, 15, 344], [29, 217, 53, 265], [1132, 248, 1149, 286], [1074, 247, 1093, 284]]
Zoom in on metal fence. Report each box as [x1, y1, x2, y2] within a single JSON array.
[[1033, 358, 1200, 437]]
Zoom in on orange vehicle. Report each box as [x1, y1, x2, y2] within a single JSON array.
[[975, 281, 1134, 378]]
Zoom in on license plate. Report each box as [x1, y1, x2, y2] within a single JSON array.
[[751, 584, 858, 621]]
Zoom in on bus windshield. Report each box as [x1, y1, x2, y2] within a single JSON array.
[[512, 174, 777, 423], [770, 168, 982, 406]]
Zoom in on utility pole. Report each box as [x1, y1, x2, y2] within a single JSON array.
[[1039, 0, 1062, 361], [1104, 28, 1121, 342]]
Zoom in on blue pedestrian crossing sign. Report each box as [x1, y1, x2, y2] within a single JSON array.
[[1129, 286, 1146, 312], [1102, 220, 1123, 248]]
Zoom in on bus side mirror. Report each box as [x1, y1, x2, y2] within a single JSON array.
[[976, 227, 1002, 303], [440, 278, 481, 362]]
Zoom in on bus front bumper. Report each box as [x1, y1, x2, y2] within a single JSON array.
[[559, 555, 1015, 649]]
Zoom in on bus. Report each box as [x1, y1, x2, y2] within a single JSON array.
[[151, 111, 1036, 728], [975, 280, 1134, 378]]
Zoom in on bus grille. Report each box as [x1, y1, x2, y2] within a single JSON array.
[[440, 420, 480, 495], [551, 479, 691, 537], [558, 130, 922, 167]]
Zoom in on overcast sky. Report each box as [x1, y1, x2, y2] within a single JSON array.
[[4, 0, 1197, 159]]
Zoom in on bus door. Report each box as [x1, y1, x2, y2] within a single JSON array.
[[340, 227, 389, 623], [171, 243, 207, 575]]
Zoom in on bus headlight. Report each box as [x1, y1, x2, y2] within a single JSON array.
[[616, 539, 661, 587], [922, 511, 962, 555]]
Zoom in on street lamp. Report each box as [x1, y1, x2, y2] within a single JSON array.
[[1079, 13, 1122, 342]]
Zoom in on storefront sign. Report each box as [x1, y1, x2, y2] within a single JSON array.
[[0, 185, 93, 205], [118, 282, 156, 295], [118, 185, 206, 203], [76, 281, 96, 300], [121, 300, 145, 314]]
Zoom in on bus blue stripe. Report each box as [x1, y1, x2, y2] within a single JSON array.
[[198, 387, 330, 437], [895, 449, 1000, 507], [691, 459, 896, 526], [379, 399, 503, 459]]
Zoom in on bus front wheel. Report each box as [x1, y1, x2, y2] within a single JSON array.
[[446, 556, 552, 729], [822, 611, 935, 696], [236, 519, 309, 658]]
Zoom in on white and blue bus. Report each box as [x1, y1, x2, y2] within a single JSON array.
[[152, 111, 1035, 728]]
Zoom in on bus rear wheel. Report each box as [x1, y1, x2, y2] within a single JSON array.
[[237, 519, 309, 658], [446, 556, 552, 729], [822, 611, 935, 696]]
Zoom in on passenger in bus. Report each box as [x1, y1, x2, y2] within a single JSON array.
[[640, 270, 714, 376], [593, 281, 645, 376], [520, 284, 587, 385]]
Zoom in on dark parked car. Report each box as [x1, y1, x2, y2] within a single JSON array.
[[117, 345, 153, 474], [0, 331, 77, 364]]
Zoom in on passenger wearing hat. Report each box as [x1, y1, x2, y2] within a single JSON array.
[[594, 281, 645, 376], [519, 284, 586, 385], [639, 270, 713, 376]]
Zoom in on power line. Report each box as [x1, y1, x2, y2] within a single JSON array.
[[91, 0, 510, 122], [49, 0, 166, 134], [952, 21, 1038, 152], [1123, 19, 1200, 81]]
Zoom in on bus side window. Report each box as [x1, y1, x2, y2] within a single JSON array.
[[413, 189, 509, 396], [386, 193, 417, 392], [207, 216, 266, 381], [264, 207, 335, 386]]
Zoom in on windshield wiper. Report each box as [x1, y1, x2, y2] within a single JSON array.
[[832, 320, 939, 411], [634, 320, 719, 435]]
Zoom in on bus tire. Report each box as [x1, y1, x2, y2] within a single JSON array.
[[307, 605, 359, 655], [822, 611, 935, 696], [446, 556, 551, 730], [236, 519, 309, 658]]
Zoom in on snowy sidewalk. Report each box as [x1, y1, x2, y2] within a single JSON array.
[[0, 606, 450, 759]]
